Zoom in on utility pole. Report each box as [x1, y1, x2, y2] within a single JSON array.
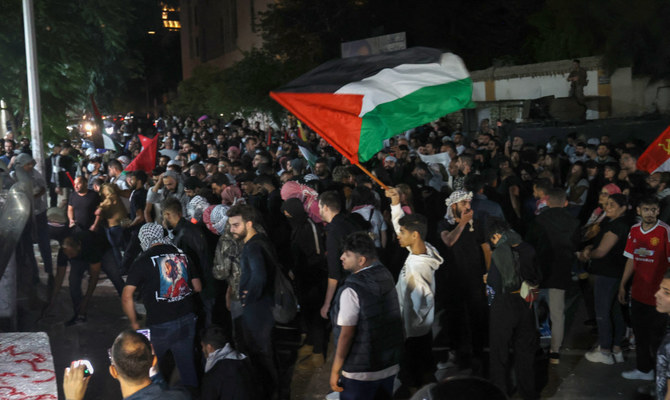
[[22, 0, 44, 175]]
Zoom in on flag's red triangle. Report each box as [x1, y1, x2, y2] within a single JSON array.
[[270, 92, 364, 163], [125, 134, 159, 174], [638, 125, 670, 173]]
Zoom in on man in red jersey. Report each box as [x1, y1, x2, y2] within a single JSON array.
[[619, 197, 670, 381]]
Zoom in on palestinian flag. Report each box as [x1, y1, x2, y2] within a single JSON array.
[[638, 125, 670, 173], [270, 47, 474, 163]]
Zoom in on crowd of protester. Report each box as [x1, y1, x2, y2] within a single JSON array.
[[3, 113, 670, 400]]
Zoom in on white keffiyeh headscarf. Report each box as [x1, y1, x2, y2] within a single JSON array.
[[444, 190, 473, 225], [139, 223, 173, 251]]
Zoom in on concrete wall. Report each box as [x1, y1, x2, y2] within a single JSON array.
[[471, 57, 670, 119]]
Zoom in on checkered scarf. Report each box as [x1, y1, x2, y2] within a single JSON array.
[[139, 223, 173, 251], [444, 190, 473, 224]]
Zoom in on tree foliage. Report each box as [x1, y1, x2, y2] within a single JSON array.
[[0, 0, 143, 143], [527, 0, 670, 78]]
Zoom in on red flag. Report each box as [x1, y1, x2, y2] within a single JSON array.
[[124, 134, 159, 174], [637, 125, 670, 173]]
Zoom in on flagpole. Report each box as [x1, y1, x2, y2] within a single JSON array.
[[353, 162, 389, 190]]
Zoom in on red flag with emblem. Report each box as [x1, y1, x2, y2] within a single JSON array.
[[637, 125, 670, 173], [124, 134, 159, 174]]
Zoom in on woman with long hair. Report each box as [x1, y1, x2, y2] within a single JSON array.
[[577, 194, 631, 364], [97, 183, 129, 268]]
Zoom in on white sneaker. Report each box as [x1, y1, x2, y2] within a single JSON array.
[[621, 369, 654, 381], [325, 391, 340, 400], [613, 351, 624, 363], [585, 347, 614, 365]]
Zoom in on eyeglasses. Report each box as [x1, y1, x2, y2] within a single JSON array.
[[107, 348, 114, 365]]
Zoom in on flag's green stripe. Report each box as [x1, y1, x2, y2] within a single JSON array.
[[358, 77, 474, 162]]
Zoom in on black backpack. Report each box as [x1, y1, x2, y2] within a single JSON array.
[[259, 239, 298, 324]]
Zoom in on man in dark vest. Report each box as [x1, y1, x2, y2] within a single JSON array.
[[329, 232, 404, 399]]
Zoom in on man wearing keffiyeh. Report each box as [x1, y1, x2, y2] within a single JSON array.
[[437, 189, 490, 371]]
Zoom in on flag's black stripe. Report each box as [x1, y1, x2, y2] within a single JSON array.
[[275, 47, 443, 94]]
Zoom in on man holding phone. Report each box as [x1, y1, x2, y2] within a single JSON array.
[[63, 330, 189, 400]]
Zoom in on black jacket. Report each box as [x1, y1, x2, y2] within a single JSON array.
[[525, 207, 580, 290]]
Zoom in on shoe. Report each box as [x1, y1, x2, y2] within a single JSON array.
[[65, 315, 87, 326], [296, 353, 325, 371], [585, 347, 614, 365], [297, 344, 314, 360], [549, 352, 560, 365], [325, 391, 340, 400], [621, 369, 654, 381], [613, 351, 624, 363]]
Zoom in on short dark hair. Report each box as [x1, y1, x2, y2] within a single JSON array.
[[131, 170, 148, 184], [318, 191, 342, 213], [546, 188, 567, 206], [622, 147, 642, 160], [342, 232, 377, 261], [254, 174, 276, 188], [226, 203, 258, 224], [108, 159, 122, 171], [639, 196, 660, 208], [111, 330, 153, 383], [486, 217, 511, 240], [210, 172, 230, 186], [201, 325, 229, 350], [464, 174, 485, 193], [350, 186, 376, 208], [398, 213, 428, 240], [533, 178, 553, 194], [161, 197, 183, 216]]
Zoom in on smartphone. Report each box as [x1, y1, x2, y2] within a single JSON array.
[[137, 328, 151, 341], [73, 360, 94, 377]]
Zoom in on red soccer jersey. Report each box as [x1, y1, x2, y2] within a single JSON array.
[[624, 221, 670, 305]]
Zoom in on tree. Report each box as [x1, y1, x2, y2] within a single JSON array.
[[0, 0, 144, 144]]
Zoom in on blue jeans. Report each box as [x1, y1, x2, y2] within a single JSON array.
[[149, 312, 199, 388], [340, 374, 395, 400], [593, 275, 625, 350], [69, 249, 125, 313], [105, 226, 125, 271]]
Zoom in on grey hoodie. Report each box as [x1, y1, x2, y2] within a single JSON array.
[[391, 204, 444, 338]]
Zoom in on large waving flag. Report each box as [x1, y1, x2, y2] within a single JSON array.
[[124, 134, 159, 174], [638, 125, 670, 173], [270, 47, 474, 163]]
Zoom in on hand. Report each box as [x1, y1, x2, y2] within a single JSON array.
[[320, 303, 330, 319], [385, 188, 400, 205], [63, 363, 91, 400], [458, 209, 474, 226], [69, 220, 76, 228], [618, 287, 627, 304], [56, 187, 62, 195], [131, 321, 140, 330], [330, 370, 343, 393], [89, 225, 97, 232], [482, 273, 488, 284]]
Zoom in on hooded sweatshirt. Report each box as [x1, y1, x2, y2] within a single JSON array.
[[391, 203, 443, 337]]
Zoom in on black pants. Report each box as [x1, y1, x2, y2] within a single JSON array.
[[631, 299, 667, 373], [489, 294, 538, 400], [446, 276, 488, 365], [399, 332, 434, 388]]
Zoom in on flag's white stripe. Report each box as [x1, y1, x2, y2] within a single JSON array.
[[334, 53, 470, 117], [653, 157, 670, 173]]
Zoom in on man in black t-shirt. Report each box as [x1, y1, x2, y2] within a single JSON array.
[[122, 223, 202, 389], [438, 190, 489, 370], [120, 170, 148, 274], [67, 176, 100, 231], [61, 230, 125, 326]]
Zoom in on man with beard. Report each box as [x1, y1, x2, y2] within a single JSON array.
[[437, 190, 489, 371], [227, 204, 278, 399], [145, 170, 186, 224]]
